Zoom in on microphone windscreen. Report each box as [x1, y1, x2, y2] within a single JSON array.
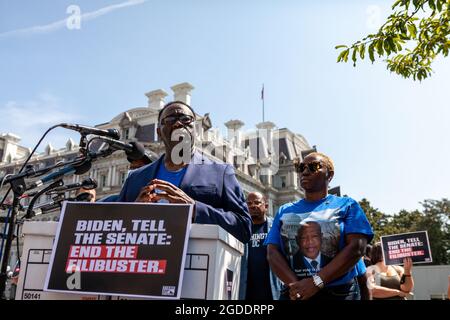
[[107, 129, 121, 140], [82, 178, 97, 190], [126, 142, 146, 161], [75, 192, 94, 202]]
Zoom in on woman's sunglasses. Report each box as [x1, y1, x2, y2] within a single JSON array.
[[297, 161, 323, 173]]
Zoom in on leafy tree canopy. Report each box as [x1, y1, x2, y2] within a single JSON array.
[[337, 0, 450, 80], [359, 198, 449, 264]]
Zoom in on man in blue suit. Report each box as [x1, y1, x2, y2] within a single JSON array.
[[116, 101, 252, 244]]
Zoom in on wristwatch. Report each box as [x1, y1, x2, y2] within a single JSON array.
[[312, 274, 324, 289]]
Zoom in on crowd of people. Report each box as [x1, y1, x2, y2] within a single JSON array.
[[74, 101, 418, 300], [7, 100, 421, 300], [112, 100, 415, 301]]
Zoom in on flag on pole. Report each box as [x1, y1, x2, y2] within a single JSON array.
[[261, 84, 265, 122]]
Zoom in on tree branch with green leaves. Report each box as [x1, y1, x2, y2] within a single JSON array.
[[336, 0, 450, 81]]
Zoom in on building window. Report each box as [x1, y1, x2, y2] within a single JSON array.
[[124, 128, 130, 140], [281, 176, 287, 188], [101, 175, 107, 188], [260, 175, 268, 185], [273, 175, 287, 189], [120, 172, 127, 185], [233, 156, 239, 169]]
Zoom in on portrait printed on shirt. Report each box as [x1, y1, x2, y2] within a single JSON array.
[[279, 211, 340, 280]]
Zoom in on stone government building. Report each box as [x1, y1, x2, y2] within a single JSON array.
[[0, 82, 323, 280], [1, 82, 320, 218], [6, 83, 449, 302]]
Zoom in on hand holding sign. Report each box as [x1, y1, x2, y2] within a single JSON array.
[[381, 231, 432, 265], [403, 257, 413, 275]]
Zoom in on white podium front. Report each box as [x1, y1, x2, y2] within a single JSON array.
[[182, 223, 244, 299], [15, 221, 244, 300], [15, 222, 100, 300]]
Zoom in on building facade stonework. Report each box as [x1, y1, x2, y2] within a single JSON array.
[[1, 82, 314, 218], [0, 83, 315, 291]]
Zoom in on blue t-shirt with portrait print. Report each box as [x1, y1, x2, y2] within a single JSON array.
[[264, 194, 373, 287]]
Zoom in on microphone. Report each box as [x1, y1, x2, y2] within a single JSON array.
[[46, 178, 98, 194], [97, 137, 146, 161], [27, 161, 92, 190], [75, 192, 95, 202], [60, 123, 120, 140], [32, 201, 62, 216]]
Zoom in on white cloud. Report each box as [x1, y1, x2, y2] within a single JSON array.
[[0, 0, 147, 39], [1, 93, 83, 150]]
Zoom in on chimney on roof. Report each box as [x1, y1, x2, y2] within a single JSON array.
[[256, 121, 276, 151], [225, 120, 245, 148], [171, 82, 194, 105], [145, 89, 168, 110]]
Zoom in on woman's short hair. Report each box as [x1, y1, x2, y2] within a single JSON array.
[[370, 242, 384, 264], [293, 152, 335, 174]]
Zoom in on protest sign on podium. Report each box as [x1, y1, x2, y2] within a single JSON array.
[[44, 202, 193, 299], [15, 202, 244, 300]]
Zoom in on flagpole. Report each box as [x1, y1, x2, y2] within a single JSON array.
[[262, 84, 265, 123]]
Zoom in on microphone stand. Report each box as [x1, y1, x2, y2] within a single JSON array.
[[0, 134, 91, 299], [0, 174, 27, 299], [0, 135, 115, 298], [24, 180, 65, 219]]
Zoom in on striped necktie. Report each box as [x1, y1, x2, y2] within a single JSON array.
[[310, 260, 318, 273]]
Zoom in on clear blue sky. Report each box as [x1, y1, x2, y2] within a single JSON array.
[[1, 0, 449, 215]]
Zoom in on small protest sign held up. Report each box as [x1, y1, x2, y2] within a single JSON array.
[[44, 202, 193, 299], [380, 231, 432, 266]]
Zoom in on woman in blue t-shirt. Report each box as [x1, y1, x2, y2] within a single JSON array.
[[265, 152, 374, 300]]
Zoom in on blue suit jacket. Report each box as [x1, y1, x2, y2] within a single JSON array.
[[116, 151, 252, 243]]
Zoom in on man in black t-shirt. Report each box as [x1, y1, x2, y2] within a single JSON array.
[[239, 192, 281, 300]]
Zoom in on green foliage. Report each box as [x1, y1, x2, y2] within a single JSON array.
[[359, 198, 450, 265], [336, 0, 450, 80], [416, 199, 450, 264], [359, 198, 394, 242]]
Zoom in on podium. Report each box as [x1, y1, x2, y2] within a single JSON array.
[[15, 221, 244, 300]]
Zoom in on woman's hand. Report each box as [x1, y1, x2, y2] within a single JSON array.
[[288, 278, 320, 300], [397, 290, 408, 298], [403, 257, 413, 275]]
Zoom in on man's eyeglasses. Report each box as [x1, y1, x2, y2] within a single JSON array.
[[161, 114, 194, 126], [297, 161, 323, 173], [246, 200, 264, 206]]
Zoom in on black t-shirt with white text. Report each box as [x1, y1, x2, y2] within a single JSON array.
[[246, 221, 273, 300]]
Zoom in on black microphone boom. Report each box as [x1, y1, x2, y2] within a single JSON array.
[[27, 160, 91, 191], [60, 123, 120, 140], [32, 200, 63, 216], [97, 137, 146, 161], [46, 177, 98, 194]]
